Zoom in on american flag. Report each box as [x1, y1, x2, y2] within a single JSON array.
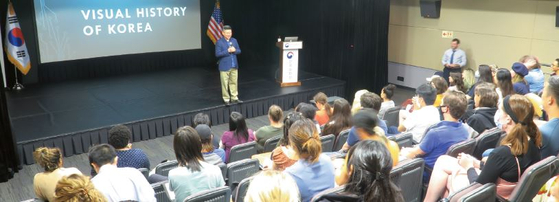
[[207, 1, 223, 44]]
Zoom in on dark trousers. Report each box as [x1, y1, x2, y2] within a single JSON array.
[[443, 67, 462, 83]]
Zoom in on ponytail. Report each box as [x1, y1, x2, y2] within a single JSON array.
[[288, 119, 322, 163], [324, 103, 333, 118], [501, 95, 542, 156], [33, 147, 62, 172], [301, 137, 322, 163], [364, 175, 400, 202]]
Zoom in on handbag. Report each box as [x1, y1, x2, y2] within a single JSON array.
[[495, 146, 521, 199]]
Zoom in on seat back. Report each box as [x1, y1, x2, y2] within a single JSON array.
[[262, 135, 281, 153], [155, 160, 179, 177], [394, 158, 425, 202], [446, 139, 476, 158], [444, 183, 496, 202], [310, 185, 346, 202], [218, 163, 227, 181], [184, 186, 231, 202], [226, 159, 260, 191], [320, 134, 335, 153], [472, 127, 503, 159], [390, 165, 404, 186], [508, 156, 559, 202], [228, 141, 258, 163], [151, 181, 171, 202], [388, 132, 414, 149], [383, 107, 401, 127], [138, 168, 149, 179], [234, 176, 253, 202], [333, 129, 351, 151]]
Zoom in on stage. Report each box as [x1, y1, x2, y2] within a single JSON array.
[[6, 66, 345, 164]]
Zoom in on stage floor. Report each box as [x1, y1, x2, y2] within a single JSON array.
[[6, 66, 345, 164]]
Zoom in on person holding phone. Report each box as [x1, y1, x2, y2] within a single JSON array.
[[215, 25, 242, 106], [398, 83, 441, 143]]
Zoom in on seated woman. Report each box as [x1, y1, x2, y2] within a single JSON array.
[[54, 174, 107, 202], [329, 140, 404, 202], [221, 112, 255, 163], [322, 98, 352, 137], [285, 119, 335, 202], [272, 111, 304, 171], [424, 94, 542, 202], [511, 62, 530, 95], [169, 126, 225, 202], [313, 92, 332, 126], [245, 170, 300, 202], [430, 76, 449, 107], [33, 147, 82, 202], [352, 109, 400, 166], [449, 72, 467, 93]]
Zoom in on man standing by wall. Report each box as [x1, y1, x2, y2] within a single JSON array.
[[441, 38, 467, 83], [216, 25, 242, 106]]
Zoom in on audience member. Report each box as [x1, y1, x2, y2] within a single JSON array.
[[108, 125, 150, 170], [285, 119, 335, 202], [331, 140, 404, 202], [449, 72, 467, 93], [221, 112, 255, 163], [33, 147, 82, 202], [398, 83, 441, 142], [360, 92, 388, 133], [520, 55, 544, 93], [351, 89, 369, 114], [525, 93, 546, 126], [245, 170, 300, 202], [511, 62, 530, 95], [322, 98, 352, 137], [462, 68, 476, 93], [54, 174, 107, 202], [272, 112, 303, 170], [255, 105, 284, 153], [533, 175, 559, 201], [552, 59, 559, 76], [352, 109, 399, 166], [424, 95, 542, 201], [296, 102, 322, 133], [89, 144, 155, 202], [467, 83, 498, 134], [403, 91, 469, 176], [313, 92, 332, 126], [379, 84, 397, 118], [540, 76, 559, 158], [192, 113, 218, 148], [441, 38, 467, 82], [196, 124, 226, 164], [430, 76, 449, 107], [468, 65, 494, 97], [168, 126, 225, 202], [495, 68, 515, 102]]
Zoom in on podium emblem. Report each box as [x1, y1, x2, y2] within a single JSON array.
[[286, 52, 294, 59]]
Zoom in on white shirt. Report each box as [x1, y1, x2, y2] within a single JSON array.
[[378, 100, 395, 119], [403, 105, 441, 142], [92, 164, 156, 202]]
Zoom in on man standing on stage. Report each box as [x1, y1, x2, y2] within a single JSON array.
[[216, 25, 242, 106], [441, 38, 467, 83]]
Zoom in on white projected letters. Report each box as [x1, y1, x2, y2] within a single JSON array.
[[81, 7, 187, 36]]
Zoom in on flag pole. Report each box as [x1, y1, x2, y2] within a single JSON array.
[[12, 65, 23, 90], [0, 35, 6, 88]]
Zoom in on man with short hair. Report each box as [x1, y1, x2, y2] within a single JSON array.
[[402, 91, 469, 178], [552, 59, 559, 76], [216, 25, 242, 106], [255, 105, 284, 153], [466, 83, 498, 134], [89, 144, 155, 202], [196, 124, 226, 164], [398, 83, 442, 143], [540, 76, 559, 158], [441, 38, 467, 82], [296, 102, 321, 133], [108, 125, 150, 170]]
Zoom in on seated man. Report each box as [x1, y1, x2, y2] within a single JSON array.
[[89, 144, 155, 202], [108, 125, 150, 170], [255, 105, 284, 153], [342, 92, 389, 150], [540, 76, 559, 158], [296, 103, 321, 133], [401, 91, 469, 179], [196, 124, 226, 164], [352, 109, 400, 166], [466, 82, 498, 134], [398, 83, 441, 143]]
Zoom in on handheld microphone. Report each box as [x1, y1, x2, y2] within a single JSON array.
[[229, 42, 233, 47]]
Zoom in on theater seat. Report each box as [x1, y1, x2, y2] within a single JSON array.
[[446, 139, 476, 158], [388, 132, 413, 149], [151, 180, 172, 202], [184, 186, 231, 202], [472, 127, 503, 159], [262, 135, 281, 153], [226, 159, 260, 191], [382, 107, 401, 127], [390, 164, 404, 186], [442, 183, 496, 202], [394, 158, 425, 202], [228, 142, 257, 163], [498, 156, 559, 202], [154, 160, 179, 177], [233, 176, 253, 202], [320, 134, 335, 152], [138, 168, 149, 179], [310, 185, 346, 202], [333, 129, 350, 151]]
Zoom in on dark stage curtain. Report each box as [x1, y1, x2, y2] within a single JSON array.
[[0, 84, 19, 182]]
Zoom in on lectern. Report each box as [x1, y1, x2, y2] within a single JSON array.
[[276, 41, 303, 87]]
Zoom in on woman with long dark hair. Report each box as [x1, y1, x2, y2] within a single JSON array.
[[495, 68, 514, 101], [468, 65, 494, 97], [322, 98, 352, 137], [449, 72, 467, 93], [328, 140, 404, 202], [169, 126, 225, 202], [221, 112, 255, 162]]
